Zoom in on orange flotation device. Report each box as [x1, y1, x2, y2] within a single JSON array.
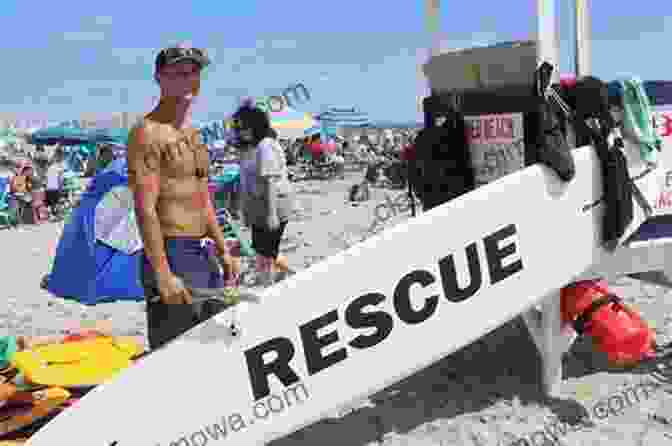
[[561, 279, 656, 366]]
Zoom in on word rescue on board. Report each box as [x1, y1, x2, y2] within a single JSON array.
[[244, 224, 524, 401]]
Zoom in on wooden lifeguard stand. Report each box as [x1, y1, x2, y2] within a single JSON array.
[[421, 0, 672, 396]]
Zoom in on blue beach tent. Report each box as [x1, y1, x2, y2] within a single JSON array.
[[46, 161, 144, 305]]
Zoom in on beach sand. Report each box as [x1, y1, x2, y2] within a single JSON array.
[[2, 168, 672, 445]]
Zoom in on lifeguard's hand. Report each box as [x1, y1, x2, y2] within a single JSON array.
[[265, 215, 280, 231], [157, 274, 193, 305]]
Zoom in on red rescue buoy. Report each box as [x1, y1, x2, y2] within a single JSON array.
[[561, 280, 655, 366]]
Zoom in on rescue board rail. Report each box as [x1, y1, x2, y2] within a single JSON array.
[[188, 287, 262, 304]]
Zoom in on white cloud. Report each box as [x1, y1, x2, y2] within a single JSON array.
[[93, 15, 114, 26], [62, 31, 107, 42]]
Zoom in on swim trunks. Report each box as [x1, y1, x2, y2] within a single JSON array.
[[141, 236, 226, 350]]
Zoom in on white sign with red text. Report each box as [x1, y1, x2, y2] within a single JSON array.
[[465, 113, 525, 187], [651, 108, 672, 215]]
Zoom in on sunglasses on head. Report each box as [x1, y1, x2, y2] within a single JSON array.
[[159, 47, 205, 60]]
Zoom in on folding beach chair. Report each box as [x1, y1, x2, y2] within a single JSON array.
[[0, 178, 17, 228], [216, 208, 255, 257]]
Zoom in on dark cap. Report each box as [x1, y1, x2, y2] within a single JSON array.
[[155, 46, 211, 73]]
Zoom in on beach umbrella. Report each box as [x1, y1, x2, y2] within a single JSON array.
[[29, 126, 96, 146], [316, 108, 371, 128], [304, 125, 321, 137], [270, 107, 318, 139], [304, 123, 338, 139], [91, 128, 129, 147]]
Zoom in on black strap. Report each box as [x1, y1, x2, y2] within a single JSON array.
[[573, 294, 622, 335]]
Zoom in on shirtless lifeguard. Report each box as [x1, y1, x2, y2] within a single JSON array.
[[127, 44, 236, 350]]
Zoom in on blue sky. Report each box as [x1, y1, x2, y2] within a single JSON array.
[[0, 1, 669, 124]]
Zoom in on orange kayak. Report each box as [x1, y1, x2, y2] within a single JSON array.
[[0, 384, 16, 402], [0, 387, 70, 436]]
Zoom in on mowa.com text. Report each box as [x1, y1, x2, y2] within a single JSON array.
[[158, 382, 309, 446]]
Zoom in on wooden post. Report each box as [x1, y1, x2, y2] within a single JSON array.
[[425, 0, 441, 57], [536, 0, 560, 82]]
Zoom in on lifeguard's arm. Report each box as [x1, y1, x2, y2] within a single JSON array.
[[127, 125, 172, 279]]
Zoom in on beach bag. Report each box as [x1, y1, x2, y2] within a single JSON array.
[[406, 129, 428, 201], [529, 62, 575, 181], [576, 117, 634, 247], [568, 76, 635, 246], [413, 114, 474, 205], [565, 76, 617, 146]]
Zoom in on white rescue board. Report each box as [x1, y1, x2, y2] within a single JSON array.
[[27, 145, 653, 446]]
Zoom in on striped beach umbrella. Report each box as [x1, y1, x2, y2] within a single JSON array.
[[316, 108, 370, 128], [270, 107, 318, 138]]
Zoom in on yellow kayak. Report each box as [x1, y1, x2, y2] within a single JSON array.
[[11, 337, 143, 388]]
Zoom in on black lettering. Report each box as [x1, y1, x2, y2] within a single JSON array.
[[245, 337, 300, 400], [300, 310, 347, 375], [268, 96, 286, 112], [439, 242, 482, 302], [483, 224, 523, 284], [283, 83, 310, 107], [484, 151, 497, 167], [394, 270, 439, 324], [495, 149, 505, 164], [345, 293, 393, 349]]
